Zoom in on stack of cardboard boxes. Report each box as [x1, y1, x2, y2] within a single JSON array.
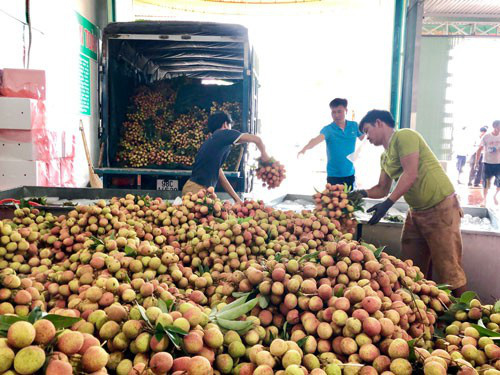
[[0, 69, 76, 190]]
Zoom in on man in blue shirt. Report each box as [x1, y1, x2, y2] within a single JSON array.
[[298, 98, 364, 187]]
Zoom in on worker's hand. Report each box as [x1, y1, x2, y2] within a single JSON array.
[[366, 198, 394, 225], [260, 152, 271, 163], [352, 190, 368, 199], [234, 196, 244, 205], [297, 150, 305, 158]]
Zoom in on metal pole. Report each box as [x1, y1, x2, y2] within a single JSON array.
[[400, 0, 423, 129], [390, 0, 407, 128]]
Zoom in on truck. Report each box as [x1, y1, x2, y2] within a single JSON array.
[[96, 21, 260, 193]]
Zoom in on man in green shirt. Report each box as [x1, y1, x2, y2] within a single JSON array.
[[356, 110, 467, 296]]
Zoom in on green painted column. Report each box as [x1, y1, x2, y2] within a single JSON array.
[[390, 0, 407, 128], [415, 37, 455, 160], [107, 0, 116, 23]]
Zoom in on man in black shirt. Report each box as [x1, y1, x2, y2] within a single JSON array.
[[182, 111, 270, 202]]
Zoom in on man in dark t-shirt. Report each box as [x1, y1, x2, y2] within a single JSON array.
[[182, 111, 270, 202]]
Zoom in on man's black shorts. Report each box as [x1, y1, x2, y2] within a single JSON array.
[[327, 175, 355, 189], [483, 163, 500, 188]]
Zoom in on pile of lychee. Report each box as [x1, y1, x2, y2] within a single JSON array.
[[115, 80, 244, 170], [0, 319, 109, 375], [256, 158, 287, 189], [313, 183, 363, 234], [0, 189, 499, 375]]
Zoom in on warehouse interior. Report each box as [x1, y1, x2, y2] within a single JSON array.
[[1, 1, 500, 374]]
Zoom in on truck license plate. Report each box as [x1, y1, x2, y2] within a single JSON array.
[[157, 179, 179, 191]]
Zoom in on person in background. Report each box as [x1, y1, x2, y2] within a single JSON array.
[[355, 110, 467, 297], [476, 121, 500, 206], [182, 111, 270, 203], [468, 126, 488, 187], [454, 126, 468, 184], [297, 98, 364, 188]]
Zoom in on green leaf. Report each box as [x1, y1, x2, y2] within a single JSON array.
[[437, 283, 453, 296], [154, 331, 164, 342], [334, 286, 345, 298], [216, 318, 253, 333], [135, 304, 151, 326], [0, 315, 28, 325], [220, 295, 250, 315], [459, 291, 477, 306], [275, 253, 282, 262], [373, 246, 385, 260], [165, 325, 188, 336], [43, 315, 82, 330], [470, 323, 500, 338], [408, 339, 417, 362], [269, 330, 276, 342], [216, 298, 259, 320], [258, 295, 269, 309], [265, 228, 272, 244], [89, 235, 104, 250], [154, 324, 166, 342], [210, 307, 217, 317], [19, 198, 31, 209], [124, 245, 137, 257], [237, 217, 252, 224], [28, 306, 46, 323], [478, 318, 487, 329], [164, 329, 182, 350], [494, 300, 500, 313], [0, 314, 28, 337], [158, 299, 173, 314], [299, 251, 320, 263], [437, 284, 452, 290], [438, 302, 469, 323], [280, 321, 289, 340], [89, 235, 104, 245], [232, 292, 251, 299], [297, 336, 308, 348]]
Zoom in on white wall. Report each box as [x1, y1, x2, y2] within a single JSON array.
[[0, 0, 108, 187]]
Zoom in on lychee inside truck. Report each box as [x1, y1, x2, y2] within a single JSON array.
[[97, 21, 259, 193]]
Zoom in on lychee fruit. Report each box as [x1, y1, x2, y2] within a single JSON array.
[[8, 321, 36, 348], [150, 352, 173, 375], [82, 345, 109, 372], [33, 319, 56, 345], [14, 345, 46, 374]]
